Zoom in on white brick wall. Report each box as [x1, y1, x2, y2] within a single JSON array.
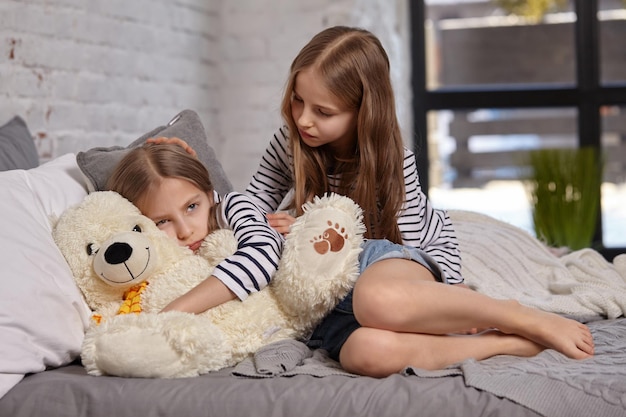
[[0, 0, 220, 160], [0, 0, 410, 191]]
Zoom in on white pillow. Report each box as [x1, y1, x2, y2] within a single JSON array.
[[0, 154, 91, 399]]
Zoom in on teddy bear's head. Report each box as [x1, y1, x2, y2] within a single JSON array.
[[52, 191, 188, 311]]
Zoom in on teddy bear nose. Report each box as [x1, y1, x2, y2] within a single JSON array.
[[104, 242, 133, 265]]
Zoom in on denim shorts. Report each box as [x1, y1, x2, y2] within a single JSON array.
[[306, 239, 447, 361]]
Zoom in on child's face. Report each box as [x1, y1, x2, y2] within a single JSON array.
[[137, 177, 213, 252], [291, 67, 358, 157]]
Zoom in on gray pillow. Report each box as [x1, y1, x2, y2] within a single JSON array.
[[76, 109, 233, 195], [0, 116, 39, 171]]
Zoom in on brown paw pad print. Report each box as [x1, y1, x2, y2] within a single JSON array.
[[310, 220, 348, 254]]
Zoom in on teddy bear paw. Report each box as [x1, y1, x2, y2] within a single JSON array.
[[310, 220, 349, 254], [287, 194, 364, 277], [271, 194, 365, 325]]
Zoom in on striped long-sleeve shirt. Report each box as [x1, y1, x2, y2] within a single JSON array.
[[245, 126, 463, 284], [212, 191, 284, 300]]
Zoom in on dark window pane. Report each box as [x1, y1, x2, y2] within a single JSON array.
[[425, 1, 576, 88], [599, 7, 626, 84]]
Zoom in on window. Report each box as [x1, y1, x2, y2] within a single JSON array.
[[411, 0, 626, 259]]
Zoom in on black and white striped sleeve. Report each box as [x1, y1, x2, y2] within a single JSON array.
[[398, 149, 464, 284], [212, 192, 284, 300], [245, 126, 294, 213]]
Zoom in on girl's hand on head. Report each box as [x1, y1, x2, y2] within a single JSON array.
[[146, 136, 197, 158], [266, 212, 296, 236]]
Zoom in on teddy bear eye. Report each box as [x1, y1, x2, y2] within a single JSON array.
[[86, 243, 98, 256], [132, 225, 142, 233]]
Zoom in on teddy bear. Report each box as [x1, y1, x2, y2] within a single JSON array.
[[52, 190, 364, 378]]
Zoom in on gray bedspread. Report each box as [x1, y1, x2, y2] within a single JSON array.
[[3, 322, 623, 417], [409, 318, 626, 417], [234, 318, 626, 417], [0, 361, 541, 417]]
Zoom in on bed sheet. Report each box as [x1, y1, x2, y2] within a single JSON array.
[[3, 319, 625, 417], [0, 362, 540, 417]]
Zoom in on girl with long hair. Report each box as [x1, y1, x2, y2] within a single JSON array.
[[244, 26, 593, 377]]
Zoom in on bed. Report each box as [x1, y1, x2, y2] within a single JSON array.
[[1, 112, 625, 417]]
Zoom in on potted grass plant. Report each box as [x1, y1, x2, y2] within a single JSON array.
[[525, 147, 604, 250]]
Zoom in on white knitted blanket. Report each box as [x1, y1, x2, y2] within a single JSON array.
[[448, 210, 626, 319]]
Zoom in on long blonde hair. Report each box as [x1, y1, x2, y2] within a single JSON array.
[[106, 144, 220, 233], [281, 26, 405, 243]]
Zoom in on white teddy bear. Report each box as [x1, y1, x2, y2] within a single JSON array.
[[52, 191, 364, 378]]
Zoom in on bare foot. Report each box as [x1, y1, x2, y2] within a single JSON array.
[[500, 301, 594, 359], [487, 330, 545, 358]]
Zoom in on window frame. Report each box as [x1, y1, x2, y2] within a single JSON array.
[[410, 0, 626, 260]]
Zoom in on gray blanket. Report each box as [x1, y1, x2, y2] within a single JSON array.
[[234, 318, 626, 417], [448, 210, 626, 318], [409, 318, 626, 417]]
